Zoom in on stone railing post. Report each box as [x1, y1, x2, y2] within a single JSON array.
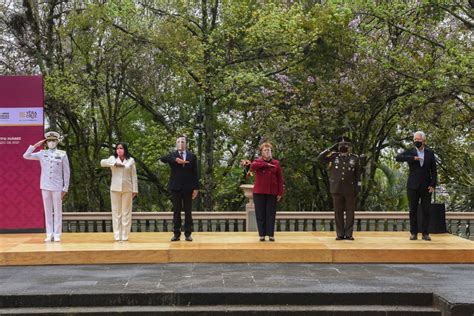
[[240, 184, 256, 231]]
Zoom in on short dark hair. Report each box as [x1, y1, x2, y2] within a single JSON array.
[[114, 142, 131, 159]]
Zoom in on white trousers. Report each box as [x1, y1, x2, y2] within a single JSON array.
[[41, 190, 63, 239], [110, 191, 133, 240]]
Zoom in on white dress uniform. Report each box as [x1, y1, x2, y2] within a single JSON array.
[[23, 136, 70, 242], [100, 156, 138, 241]]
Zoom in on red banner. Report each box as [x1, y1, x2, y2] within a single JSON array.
[[0, 76, 45, 232]]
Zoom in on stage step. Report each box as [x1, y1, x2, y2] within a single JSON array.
[[3, 232, 474, 265], [0, 292, 436, 308], [0, 292, 441, 315], [0, 305, 441, 315]]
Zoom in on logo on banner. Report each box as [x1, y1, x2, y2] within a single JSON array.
[[0, 107, 43, 126], [20, 110, 38, 120]]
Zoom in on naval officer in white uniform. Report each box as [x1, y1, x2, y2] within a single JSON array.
[[101, 142, 138, 241], [23, 131, 70, 242]]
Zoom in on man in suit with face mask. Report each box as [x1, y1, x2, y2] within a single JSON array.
[[23, 131, 70, 242], [160, 136, 199, 242], [396, 131, 437, 241], [318, 136, 361, 240]]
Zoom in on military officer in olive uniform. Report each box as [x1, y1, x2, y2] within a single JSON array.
[[23, 131, 70, 242], [318, 136, 361, 240]]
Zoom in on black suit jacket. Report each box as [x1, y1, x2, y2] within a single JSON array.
[[395, 147, 437, 191], [160, 151, 199, 192]]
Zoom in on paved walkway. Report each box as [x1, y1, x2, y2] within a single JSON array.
[[0, 263, 473, 307]]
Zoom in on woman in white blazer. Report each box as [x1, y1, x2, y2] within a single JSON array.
[[101, 142, 138, 241]]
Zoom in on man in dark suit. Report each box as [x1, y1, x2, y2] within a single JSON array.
[[396, 131, 437, 241], [318, 136, 361, 241], [160, 136, 199, 242]]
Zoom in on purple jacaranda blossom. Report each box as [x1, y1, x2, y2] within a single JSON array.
[[348, 16, 361, 29], [275, 73, 289, 84], [260, 87, 275, 96]]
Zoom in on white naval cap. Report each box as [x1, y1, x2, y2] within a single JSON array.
[[45, 131, 60, 141]]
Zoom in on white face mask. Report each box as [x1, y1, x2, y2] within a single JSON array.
[[176, 137, 187, 151], [47, 141, 58, 149]]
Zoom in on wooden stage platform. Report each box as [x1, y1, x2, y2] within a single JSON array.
[[1, 232, 473, 266]]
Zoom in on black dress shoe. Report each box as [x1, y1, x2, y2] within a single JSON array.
[[269, 237, 275, 242], [185, 236, 193, 242], [410, 234, 417, 240], [422, 234, 431, 241], [171, 235, 180, 242], [345, 236, 354, 241], [336, 236, 344, 240], [259, 236, 265, 242]]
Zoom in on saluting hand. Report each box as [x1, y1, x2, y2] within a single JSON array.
[[34, 139, 46, 148]]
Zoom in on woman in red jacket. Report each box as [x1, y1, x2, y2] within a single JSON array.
[[250, 142, 284, 242]]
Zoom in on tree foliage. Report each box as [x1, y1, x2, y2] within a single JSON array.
[[1, 0, 472, 212]]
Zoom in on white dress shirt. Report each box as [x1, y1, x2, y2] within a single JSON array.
[[416, 148, 425, 167]]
